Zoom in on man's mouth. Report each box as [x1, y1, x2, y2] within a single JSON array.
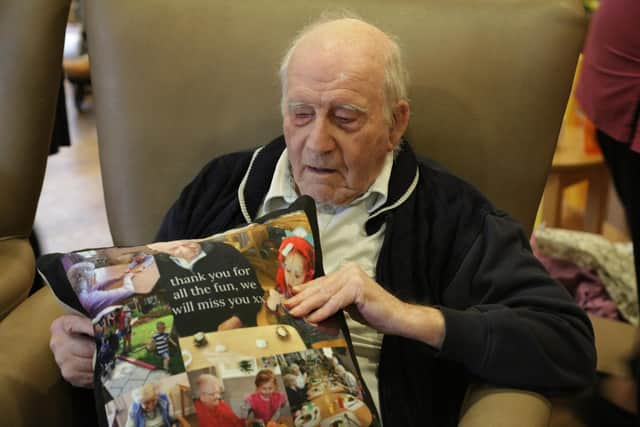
[[306, 166, 336, 175]]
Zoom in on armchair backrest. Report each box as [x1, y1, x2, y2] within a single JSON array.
[[0, 0, 70, 315], [85, 0, 586, 246], [0, 0, 68, 239]]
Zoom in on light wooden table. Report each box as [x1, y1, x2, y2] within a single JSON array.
[[179, 325, 306, 371]]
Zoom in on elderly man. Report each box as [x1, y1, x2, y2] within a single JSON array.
[[50, 16, 596, 426]]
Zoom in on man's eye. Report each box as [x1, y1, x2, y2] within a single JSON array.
[[292, 108, 314, 124], [333, 110, 360, 127], [334, 115, 355, 124]]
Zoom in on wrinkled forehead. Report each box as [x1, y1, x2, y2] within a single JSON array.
[[288, 21, 388, 89]]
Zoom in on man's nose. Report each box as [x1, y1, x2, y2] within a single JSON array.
[[306, 116, 335, 153]]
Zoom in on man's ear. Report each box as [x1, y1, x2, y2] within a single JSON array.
[[389, 100, 410, 150]]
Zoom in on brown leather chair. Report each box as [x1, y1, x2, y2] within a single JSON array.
[[0, 0, 69, 319], [0, 0, 588, 425], [0, 0, 75, 425], [87, 0, 586, 245]]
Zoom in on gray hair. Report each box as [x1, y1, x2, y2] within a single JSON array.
[[137, 383, 159, 403], [66, 261, 95, 293], [278, 11, 409, 126], [197, 373, 223, 392], [283, 373, 297, 387]]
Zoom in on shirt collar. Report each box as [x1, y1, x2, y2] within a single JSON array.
[[261, 149, 394, 214], [169, 250, 207, 271]]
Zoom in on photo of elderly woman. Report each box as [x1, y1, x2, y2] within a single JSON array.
[[186, 361, 293, 427], [66, 261, 136, 317], [193, 374, 242, 427]]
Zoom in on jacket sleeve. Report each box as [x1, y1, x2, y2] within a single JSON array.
[[437, 210, 596, 392]]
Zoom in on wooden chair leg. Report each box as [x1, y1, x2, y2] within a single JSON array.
[[542, 174, 564, 228], [584, 167, 609, 233]]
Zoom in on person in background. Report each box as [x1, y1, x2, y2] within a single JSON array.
[[575, 1, 640, 424], [283, 373, 307, 414], [334, 365, 359, 396], [288, 363, 307, 390], [118, 306, 133, 354]]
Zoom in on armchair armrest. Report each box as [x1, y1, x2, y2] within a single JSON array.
[[0, 287, 74, 426], [0, 238, 35, 320], [459, 384, 551, 427]]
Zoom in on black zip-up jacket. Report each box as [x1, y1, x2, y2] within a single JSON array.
[[157, 136, 596, 426]]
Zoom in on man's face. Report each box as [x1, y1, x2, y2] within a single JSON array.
[[156, 323, 165, 333], [167, 242, 201, 262], [199, 382, 222, 407], [282, 32, 397, 206]]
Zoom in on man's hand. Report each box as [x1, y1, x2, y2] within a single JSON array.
[[285, 262, 446, 349], [49, 315, 96, 388], [217, 315, 243, 331]]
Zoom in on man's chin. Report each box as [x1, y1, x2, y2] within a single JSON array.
[[300, 188, 360, 207]]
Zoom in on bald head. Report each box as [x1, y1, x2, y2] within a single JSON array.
[[279, 16, 409, 124]]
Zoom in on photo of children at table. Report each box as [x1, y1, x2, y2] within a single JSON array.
[[241, 369, 288, 425], [280, 349, 374, 427]]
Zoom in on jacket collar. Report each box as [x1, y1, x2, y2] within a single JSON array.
[[238, 136, 419, 226]]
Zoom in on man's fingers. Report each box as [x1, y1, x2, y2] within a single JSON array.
[[289, 277, 322, 297], [63, 315, 94, 337], [68, 336, 97, 358], [288, 282, 335, 316], [306, 287, 352, 323]]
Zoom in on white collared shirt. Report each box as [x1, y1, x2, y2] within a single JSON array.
[[169, 250, 207, 271], [257, 149, 392, 414]]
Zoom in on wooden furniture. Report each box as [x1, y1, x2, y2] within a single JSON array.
[[542, 123, 610, 232]]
